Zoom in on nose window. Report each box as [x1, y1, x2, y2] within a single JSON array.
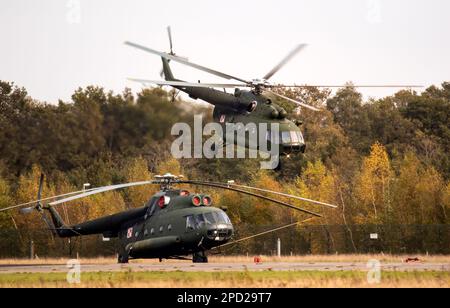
[[213, 212, 232, 224], [282, 131, 304, 144], [282, 132, 291, 144], [204, 212, 216, 225]]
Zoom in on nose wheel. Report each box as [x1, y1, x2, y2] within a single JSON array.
[[193, 251, 208, 263], [118, 253, 129, 264]]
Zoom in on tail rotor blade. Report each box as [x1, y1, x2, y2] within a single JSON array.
[[167, 26, 174, 54], [37, 174, 44, 204], [19, 207, 35, 215]]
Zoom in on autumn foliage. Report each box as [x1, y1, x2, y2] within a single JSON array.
[[0, 80, 449, 256]]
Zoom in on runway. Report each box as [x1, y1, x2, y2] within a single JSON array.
[[0, 262, 449, 274]]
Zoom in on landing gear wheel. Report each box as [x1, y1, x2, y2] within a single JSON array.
[[193, 251, 208, 263], [118, 254, 129, 264]]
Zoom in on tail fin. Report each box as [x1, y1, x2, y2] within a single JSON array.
[[45, 205, 66, 230], [161, 58, 175, 81], [34, 173, 68, 236]]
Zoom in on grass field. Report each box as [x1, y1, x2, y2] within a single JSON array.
[[0, 270, 449, 288], [0, 254, 449, 265], [1, 255, 448, 288]]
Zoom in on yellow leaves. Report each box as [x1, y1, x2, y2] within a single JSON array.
[[0, 177, 12, 228], [354, 143, 393, 222], [414, 166, 445, 224], [362, 143, 392, 180], [78, 191, 125, 221], [295, 161, 336, 205], [444, 182, 450, 223], [247, 171, 284, 224], [0, 177, 10, 207], [157, 158, 182, 177], [291, 161, 339, 225], [123, 157, 154, 208]]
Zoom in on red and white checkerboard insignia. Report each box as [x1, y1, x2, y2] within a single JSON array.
[[127, 227, 133, 239], [220, 115, 226, 123]]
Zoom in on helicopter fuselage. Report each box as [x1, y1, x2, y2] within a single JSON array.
[[46, 189, 233, 263], [162, 59, 306, 155]]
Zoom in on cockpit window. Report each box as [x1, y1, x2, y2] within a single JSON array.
[[291, 131, 304, 143], [204, 212, 216, 225], [212, 212, 222, 224], [297, 131, 304, 143], [282, 131, 291, 144], [214, 211, 231, 224], [282, 131, 304, 144]]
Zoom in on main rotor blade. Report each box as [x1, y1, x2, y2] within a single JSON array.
[[270, 84, 424, 88], [214, 218, 316, 249], [223, 182, 337, 209], [266, 90, 321, 112], [49, 181, 156, 206], [125, 41, 249, 83], [167, 26, 173, 54], [128, 78, 247, 89], [0, 188, 100, 213], [263, 44, 307, 81], [184, 181, 322, 217]]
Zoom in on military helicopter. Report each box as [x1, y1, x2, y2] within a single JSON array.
[[125, 27, 421, 157], [1, 174, 336, 263]]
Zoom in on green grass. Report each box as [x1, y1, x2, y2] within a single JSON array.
[[1, 270, 449, 288]]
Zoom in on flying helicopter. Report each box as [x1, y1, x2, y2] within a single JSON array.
[[0, 174, 337, 263], [125, 27, 421, 158]]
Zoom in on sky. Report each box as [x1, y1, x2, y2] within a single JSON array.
[[1, 0, 449, 104]]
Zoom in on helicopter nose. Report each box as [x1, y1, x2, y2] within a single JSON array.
[[205, 224, 234, 242], [282, 143, 306, 155]]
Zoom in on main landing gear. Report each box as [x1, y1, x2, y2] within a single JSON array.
[[118, 253, 129, 264], [193, 251, 208, 263]]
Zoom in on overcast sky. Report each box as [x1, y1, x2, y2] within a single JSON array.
[[1, 0, 449, 103]]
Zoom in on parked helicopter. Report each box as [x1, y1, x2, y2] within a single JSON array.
[[1, 174, 337, 263], [125, 27, 421, 157]]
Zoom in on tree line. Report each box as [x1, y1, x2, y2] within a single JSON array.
[[0, 80, 449, 255]]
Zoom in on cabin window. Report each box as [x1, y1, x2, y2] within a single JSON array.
[[185, 215, 196, 231], [150, 228, 155, 235], [168, 224, 172, 231], [144, 229, 148, 236], [159, 226, 164, 233]]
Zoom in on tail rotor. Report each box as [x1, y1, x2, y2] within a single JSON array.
[[20, 173, 56, 236], [159, 26, 188, 78]]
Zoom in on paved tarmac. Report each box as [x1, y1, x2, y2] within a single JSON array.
[[0, 262, 448, 273]]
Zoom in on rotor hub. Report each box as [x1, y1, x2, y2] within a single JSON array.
[[154, 173, 184, 191]]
